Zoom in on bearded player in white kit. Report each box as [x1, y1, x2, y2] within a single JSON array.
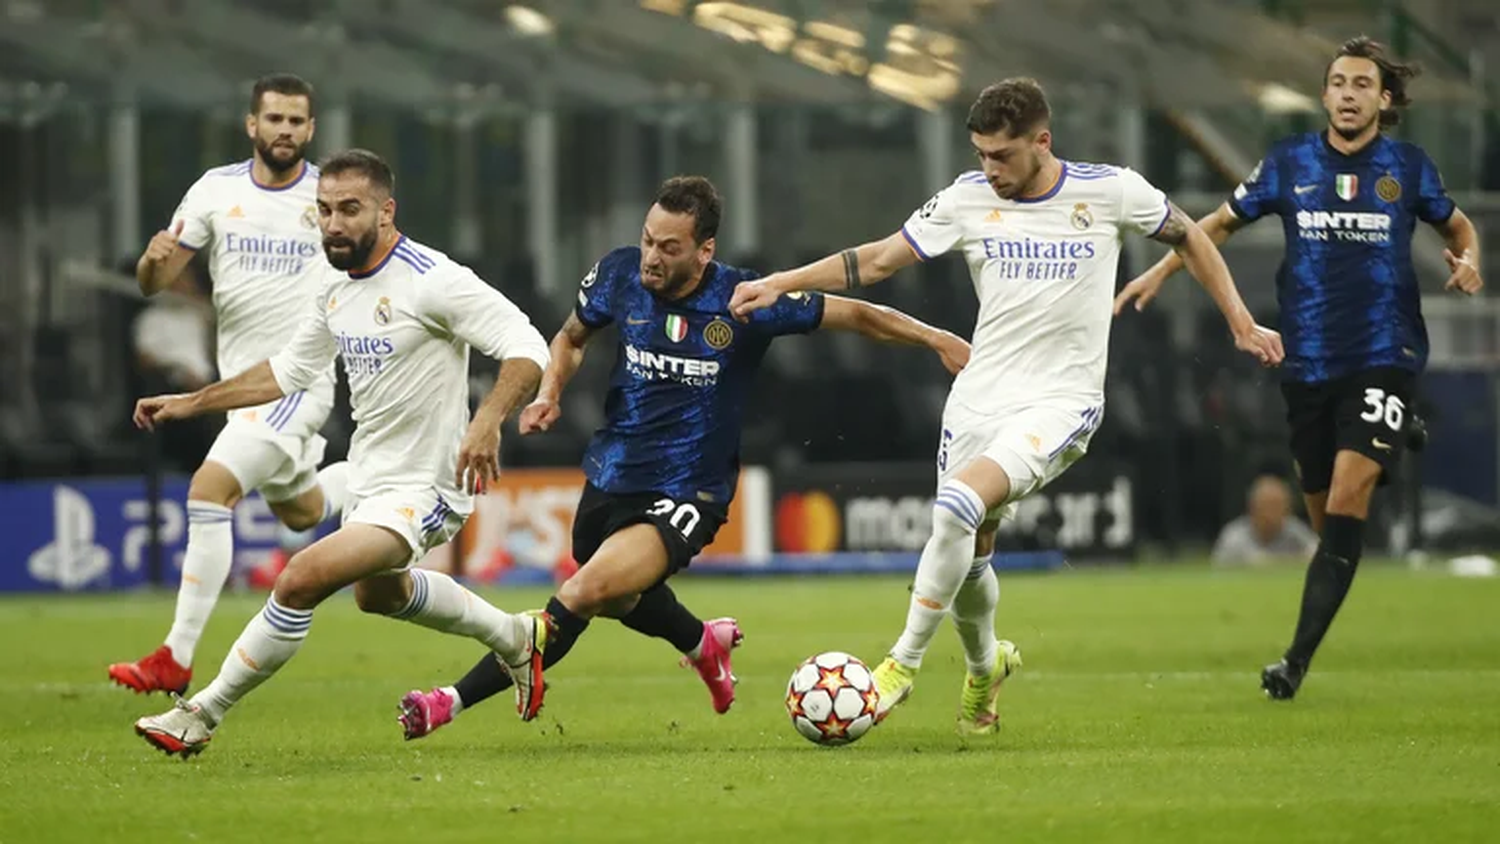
[[129, 149, 553, 757], [731, 78, 1284, 735], [111, 74, 352, 697]]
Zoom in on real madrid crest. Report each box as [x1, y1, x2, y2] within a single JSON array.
[[374, 296, 392, 326], [1375, 174, 1402, 203], [1070, 202, 1094, 231], [704, 317, 734, 350], [301, 205, 318, 229]]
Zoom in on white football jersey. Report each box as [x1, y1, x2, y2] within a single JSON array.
[[901, 162, 1170, 413], [172, 159, 334, 400], [268, 236, 550, 506]]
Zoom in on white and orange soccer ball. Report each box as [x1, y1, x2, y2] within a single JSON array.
[[785, 651, 879, 746]]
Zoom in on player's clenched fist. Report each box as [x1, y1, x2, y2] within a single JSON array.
[[518, 398, 561, 435], [729, 278, 782, 321], [133, 393, 196, 431], [144, 220, 186, 265]]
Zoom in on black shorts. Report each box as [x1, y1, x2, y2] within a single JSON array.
[[1281, 366, 1415, 494], [571, 483, 728, 578]]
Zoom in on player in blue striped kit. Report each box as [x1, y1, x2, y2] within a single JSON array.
[[396, 176, 971, 738], [1117, 36, 1484, 700]]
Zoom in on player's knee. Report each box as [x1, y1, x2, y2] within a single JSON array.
[[188, 462, 244, 508], [557, 569, 615, 615], [271, 555, 325, 611], [1325, 481, 1376, 517], [1326, 463, 1380, 516], [932, 481, 985, 543]]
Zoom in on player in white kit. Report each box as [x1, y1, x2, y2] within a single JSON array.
[[129, 149, 554, 758], [731, 78, 1284, 735], [111, 75, 352, 697]]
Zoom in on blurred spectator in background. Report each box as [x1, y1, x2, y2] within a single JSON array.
[[132, 263, 218, 471], [1212, 474, 1319, 566]]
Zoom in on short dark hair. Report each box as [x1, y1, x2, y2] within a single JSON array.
[[251, 73, 316, 116], [965, 78, 1051, 137], [1325, 36, 1419, 129], [653, 176, 721, 244], [318, 148, 395, 195]]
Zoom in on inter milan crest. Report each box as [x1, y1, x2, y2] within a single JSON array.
[[1335, 174, 1358, 202], [664, 313, 688, 343], [1070, 202, 1094, 230], [1375, 174, 1402, 202], [374, 296, 392, 326], [704, 318, 734, 350]]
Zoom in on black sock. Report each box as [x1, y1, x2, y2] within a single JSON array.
[[541, 595, 590, 667], [450, 599, 592, 709], [1285, 514, 1365, 667], [453, 651, 514, 707], [619, 584, 706, 654]]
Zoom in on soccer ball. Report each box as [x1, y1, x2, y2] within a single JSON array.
[[785, 651, 879, 746]]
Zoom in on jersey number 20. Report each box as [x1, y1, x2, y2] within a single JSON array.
[[1360, 388, 1405, 432], [648, 498, 701, 538]]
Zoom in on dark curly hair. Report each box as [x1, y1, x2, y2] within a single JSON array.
[[1325, 36, 1420, 129]]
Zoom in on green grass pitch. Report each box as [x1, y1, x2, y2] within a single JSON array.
[[3, 564, 1498, 843]]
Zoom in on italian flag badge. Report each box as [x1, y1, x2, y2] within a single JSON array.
[[1335, 174, 1358, 201], [665, 313, 688, 342]]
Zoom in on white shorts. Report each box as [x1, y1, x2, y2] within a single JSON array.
[[937, 395, 1104, 522], [344, 486, 472, 566], [204, 388, 333, 503]]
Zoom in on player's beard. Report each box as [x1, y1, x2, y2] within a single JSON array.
[[991, 152, 1043, 200], [1330, 111, 1379, 141], [641, 259, 698, 298], [323, 227, 378, 271], [254, 135, 307, 176]]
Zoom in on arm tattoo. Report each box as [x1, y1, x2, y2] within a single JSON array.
[[1150, 202, 1192, 247], [840, 248, 861, 290]]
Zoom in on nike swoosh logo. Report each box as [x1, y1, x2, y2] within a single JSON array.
[[1294, 184, 1318, 195], [713, 663, 730, 682], [626, 318, 650, 325], [1372, 438, 1392, 451]]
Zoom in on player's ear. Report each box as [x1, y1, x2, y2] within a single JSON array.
[[305, 116, 316, 142], [698, 235, 716, 263], [381, 196, 397, 227], [1033, 127, 1052, 153], [244, 112, 257, 140]]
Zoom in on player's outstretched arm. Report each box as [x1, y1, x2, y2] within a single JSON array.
[[729, 231, 920, 320], [458, 356, 544, 493], [135, 220, 195, 296], [133, 360, 284, 431], [819, 296, 970, 375], [1435, 208, 1484, 295], [1114, 203, 1249, 314], [1152, 202, 1283, 367], [518, 313, 597, 436]]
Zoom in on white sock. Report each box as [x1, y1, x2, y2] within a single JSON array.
[[391, 569, 529, 663], [952, 555, 1000, 676], [891, 480, 985, 669], [440, 685, 465, 716], [164, 501, 235, 667], [192, 596, 312, 724], [316, 462, 350, 524]]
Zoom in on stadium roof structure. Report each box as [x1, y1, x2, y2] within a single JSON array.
[[0, 0, 1483, 122]]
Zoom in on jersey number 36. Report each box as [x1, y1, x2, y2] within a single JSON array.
[[1360, 388, 1405, 432]]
